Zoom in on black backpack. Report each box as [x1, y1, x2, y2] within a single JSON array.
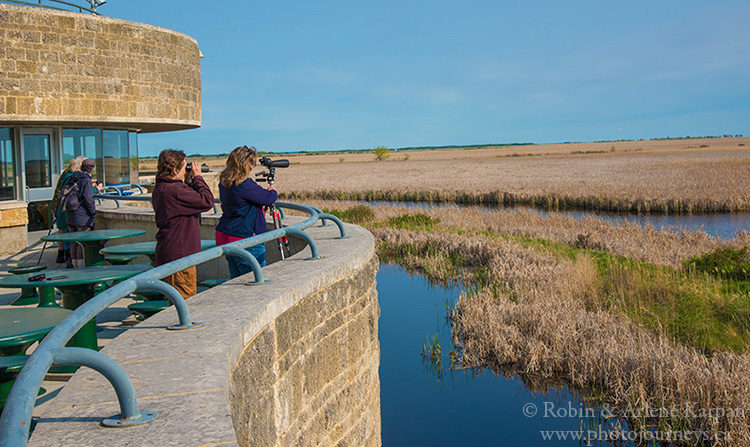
[[60, 177, 81, 212]]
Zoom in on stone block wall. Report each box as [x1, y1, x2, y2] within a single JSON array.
[[230, 258, 381, 446], [0, 200, 27, 254], [0, 3, 201, 131]]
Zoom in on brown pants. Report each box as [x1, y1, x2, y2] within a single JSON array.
[[162, 266, 197, 300]]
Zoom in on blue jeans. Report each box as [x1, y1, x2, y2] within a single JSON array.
[[227, 244, 266, 279]]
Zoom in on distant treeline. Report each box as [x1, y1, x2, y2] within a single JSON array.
[[138, 134, 744, 158]]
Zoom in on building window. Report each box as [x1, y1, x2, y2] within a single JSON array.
[[129, 132, 139, 182], [62, 129, 102, 179], [103, 130, 130, 185], [0, 128, 15, 201], [23, 134, 52, 188]]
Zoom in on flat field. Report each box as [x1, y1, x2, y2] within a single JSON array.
[[140, 137, 750, 213]]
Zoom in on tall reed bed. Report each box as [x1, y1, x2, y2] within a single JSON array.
[[376, 228, 750, 445], [297, 200, 750, 267], [283, 188, 750, 214]]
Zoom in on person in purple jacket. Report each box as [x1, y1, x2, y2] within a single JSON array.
[[215, 146, 277, 278], [152, 149, 215, 299]]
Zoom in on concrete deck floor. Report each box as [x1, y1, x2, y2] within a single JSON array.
[[0, 229, 141, 420]]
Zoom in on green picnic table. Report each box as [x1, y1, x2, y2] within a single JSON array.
[[0, 265, 150, 354], [0, 307, 72, 406], [41, 229, 146, 267], [0, 307, 72, 355], [100, 240, 217, 264]]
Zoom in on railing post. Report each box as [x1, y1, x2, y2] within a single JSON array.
[[316, 213, 347, 238], [308, 205, 328, 226], [284, 228, 321, 259], [222, 245, 267, 284], [51, 347, 158, 427], [133, 279, 202, 330]]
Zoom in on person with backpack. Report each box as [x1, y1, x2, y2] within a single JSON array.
[[51, 156, 84, 265], [63, 158, 97, 267], [152, 149, 214, 299], [215, 146, 277, 278]]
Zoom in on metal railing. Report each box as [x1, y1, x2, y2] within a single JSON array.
[[0, 0, 104, 14], [0, 199, 346, 446], [94, 189, 304, 221]]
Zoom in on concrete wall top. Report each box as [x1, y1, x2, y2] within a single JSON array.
[[27, 213, 378, 446], [0, 3, 201, 132]]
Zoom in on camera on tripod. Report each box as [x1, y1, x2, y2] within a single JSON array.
[[255, 156, 289, 184], [259, 157, 290, 169]]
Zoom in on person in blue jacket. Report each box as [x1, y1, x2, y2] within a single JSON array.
[[66, 158, 97, 267], [215, 146, 277, 278]]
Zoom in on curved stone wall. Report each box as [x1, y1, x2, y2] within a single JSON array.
[[0, 3, 200, 131], [28, 210, 381, 446], [229, 258, 380, 446]]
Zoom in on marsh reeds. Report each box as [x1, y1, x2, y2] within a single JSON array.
[[375, 228, 750, 445], [283, 188, 750, 215], [297, 200, 750, 268], [277, 144, 750, 215]]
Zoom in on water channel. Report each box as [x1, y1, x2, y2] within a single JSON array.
[[377, 264, 636, 446], [362, 201, 750, 241]]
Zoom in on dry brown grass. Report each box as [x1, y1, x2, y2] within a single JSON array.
[[376, 228, 750, 445], [270, 137, 750, 214], [296, 200, 750, 267], [139, 137, 749, 169], [139, 138, 750, 214]]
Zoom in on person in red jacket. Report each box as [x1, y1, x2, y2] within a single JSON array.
[[151, 149, 214, 299]]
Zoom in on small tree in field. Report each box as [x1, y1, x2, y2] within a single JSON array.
[[373, 146, 391, 161]]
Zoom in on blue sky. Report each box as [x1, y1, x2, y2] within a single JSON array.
[[104, 0, 750, 156]]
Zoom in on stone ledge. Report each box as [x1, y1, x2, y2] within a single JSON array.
[[27, 215, 378, 446], [0, 200, 27, 228]]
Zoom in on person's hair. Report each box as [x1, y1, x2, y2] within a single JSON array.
[[69, 156, 85, 172], [219, 146, 258, 188], [157, 149, 187, 178]]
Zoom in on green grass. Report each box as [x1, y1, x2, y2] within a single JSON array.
[[383, 213, 440, 231], [321, 205, 376, 224], [684, 247, 750, 282], [502, 234, 750, 353]]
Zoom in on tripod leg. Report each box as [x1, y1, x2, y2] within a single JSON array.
[[277, 211, 291, 258], [270, 206, 285, 260]]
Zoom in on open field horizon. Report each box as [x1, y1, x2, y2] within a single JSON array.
[[139, 136, 749, 168], [141, 136, 750, 214]]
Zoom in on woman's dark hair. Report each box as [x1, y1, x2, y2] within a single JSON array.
[[157, 149, 186, 178]]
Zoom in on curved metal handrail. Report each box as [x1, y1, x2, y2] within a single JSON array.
[[0, 200, 346, 446]]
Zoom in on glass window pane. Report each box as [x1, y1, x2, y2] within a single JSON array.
[[62, 129, 102, 179], [129, 132, 139, 182], [0, 128, 15, 201], [103, 130, 129, 185], [23, 134, 51, 188]]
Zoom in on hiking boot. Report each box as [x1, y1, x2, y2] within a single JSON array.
[[64, 250, 74, 269]]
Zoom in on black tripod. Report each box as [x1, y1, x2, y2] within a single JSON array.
[[256, 160, 291, 259]]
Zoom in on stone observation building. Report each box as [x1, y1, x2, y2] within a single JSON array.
[[0, 0, 201, 253], [0, 3, 382, 446]]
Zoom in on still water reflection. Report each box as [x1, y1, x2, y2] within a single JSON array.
[[363, 201, 750, 241], [377, 264, 636, 446]]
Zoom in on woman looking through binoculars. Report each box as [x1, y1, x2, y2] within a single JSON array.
[[215, 145, 278, 278]]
